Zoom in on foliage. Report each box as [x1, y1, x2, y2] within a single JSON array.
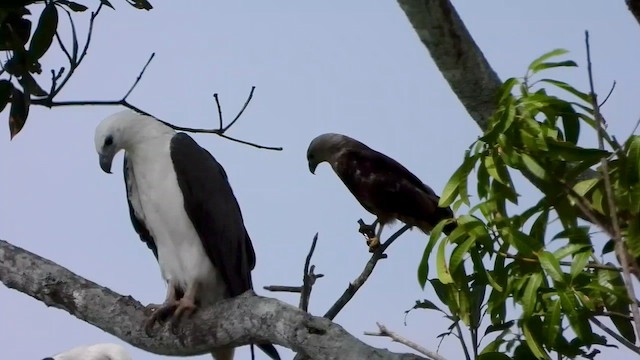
[[414, 49, 640, 359], [0, 0, 152, 139]]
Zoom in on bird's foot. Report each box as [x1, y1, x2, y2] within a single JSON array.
[[144, 301, 179, 336], [366, 236, 380, 253], [169, 297, 198, 335]]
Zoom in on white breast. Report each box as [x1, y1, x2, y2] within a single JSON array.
[[126, 137, 226, 303]]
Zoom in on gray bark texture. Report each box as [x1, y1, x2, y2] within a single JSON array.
[[396, 0, 502, 130], [0, 239, 425, 360]]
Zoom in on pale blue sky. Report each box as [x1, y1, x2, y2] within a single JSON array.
[[1, 1, 639, 359]]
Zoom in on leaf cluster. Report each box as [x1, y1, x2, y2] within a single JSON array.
[[0, 0, 151, 139], [414, 49, 639, 359]]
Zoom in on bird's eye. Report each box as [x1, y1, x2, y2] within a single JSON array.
[[104, 135, 113, 147]]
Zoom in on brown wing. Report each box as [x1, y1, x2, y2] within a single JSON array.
[[334, 146, 454, 232]]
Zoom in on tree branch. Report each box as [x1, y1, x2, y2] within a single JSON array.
[[396, 0, 501, 130], [324, 224, 411, 320], [300, 233, 322, 312], [365, 322, 448, 360], [0, 239, 425, 360], [585, 30, 640, 338]]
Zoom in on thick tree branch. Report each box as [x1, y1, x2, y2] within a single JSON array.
[[0, 239, 425, 360], [396, 0, 501, 130]]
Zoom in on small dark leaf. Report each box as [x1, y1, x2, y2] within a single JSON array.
[[57, 0, 89, 12], [484, 320, 515, 336], [129, 0, 153, 10], [18, 72, 48, 96], [601, 239, 615, 255], [28, 3, 58, 60], [408, 299, 443, 313], [9, 87, 30, 139], [100, 0, 115, 9], [0, 80, 12, 113]]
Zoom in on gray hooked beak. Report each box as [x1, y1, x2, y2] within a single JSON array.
[[99, 154, 113, 174], [308, 161, 317, 175]]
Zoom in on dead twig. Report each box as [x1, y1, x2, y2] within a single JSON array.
[[263, 233, 324, 309], [365, 322, 448, 360], [591, 317, 640, 355], [323, 223, 411, 320], [300, 233, 321, 311], [585, 30, 640, 339]]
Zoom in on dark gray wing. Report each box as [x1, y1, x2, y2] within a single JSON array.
[[123, 155, 158, 259], [170, 133, 256, 296]]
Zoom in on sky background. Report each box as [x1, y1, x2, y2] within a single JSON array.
[[1, 1, 639, 359]]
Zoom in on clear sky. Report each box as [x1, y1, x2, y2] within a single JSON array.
[[1, 1, 639, 359]]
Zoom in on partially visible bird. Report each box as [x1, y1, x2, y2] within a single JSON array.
[[94, 110, 280, 360], [42, 343, 132, 360], [307, 133, 456, 251]]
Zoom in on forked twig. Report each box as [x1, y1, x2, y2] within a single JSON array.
[[365, 322, 448, 360]]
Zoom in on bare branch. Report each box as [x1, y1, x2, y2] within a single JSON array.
[[585, 30, 640, 338], [324, 224, 411, 320], [263, 285, 303, 293], [0, 239, 426, 360], [122, 53, 155, 101], [365, 322, 448, 360], [598, 80, 616, 108], [591, 317, 640, 355], [300, 233, 321, 312]]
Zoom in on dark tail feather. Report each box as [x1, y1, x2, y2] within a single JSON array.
[[257, 343, 280, 360]]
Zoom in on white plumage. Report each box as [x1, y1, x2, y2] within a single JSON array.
[[44, 343, 131, 360]]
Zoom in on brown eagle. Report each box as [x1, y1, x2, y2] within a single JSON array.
[[307, 133, 456, 251]]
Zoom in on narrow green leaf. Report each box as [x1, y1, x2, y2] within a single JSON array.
[[484, 320, 515, 336], [626, 135, 640, 184], [523, 273, 542, 317], [520, 153, 546, 180], [573, 178, 599, 197], [523, 319, 550, 359], [561, 108, 580, 144], [539, 78, 591, 103], [528, 49, 569, 73], [409, 299, 443, 313], [57, 0, 88, 12], [439, 151, 476, 207], [28, 3, 58, 60], [533, 60, 578, 72], [538, 251, 565, 285], [100, 0, 116, 9], [477, 353, 512, 360], [544, 299, 562, 347], [436, 236, 453, 284], [552, 243, 591, 260], [570, 250, 592, 280], [449, 236, 476, 272], [417, 220, 447, 288]]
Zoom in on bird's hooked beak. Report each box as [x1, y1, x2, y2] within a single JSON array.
[[99, 153, 113, 174], [308, 160, 318, 175]]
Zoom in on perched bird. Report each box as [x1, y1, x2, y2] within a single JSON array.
[[94, 110, 280, 360], [307, 133, 456, 251], [42, 343, 131, 360]]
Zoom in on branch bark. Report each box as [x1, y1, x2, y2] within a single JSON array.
[[396, 0, 501, 130], [0, 239, 425, 360]]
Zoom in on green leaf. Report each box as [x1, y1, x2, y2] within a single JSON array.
[[478, 353, 512, 360], [552, 243, 591, 260], [558, 290, 593, 343], [532, 60, 578, 72], [522, 273, 542, 317], [544, 299, 562, 347], [538, 251, 565, 285], [57, 0, 88, 12], [522, 318, 550, 359], [449, 236, 476, 273], [439, 151, 476, 207], [28, 3, 58, 60], [538, 78, 591, 103], [545, 139, 610, 162], [18, 72, 48, 96], [573, 178, 599, 197], [570, 249, 592, 281], [408, 299, 443, 313], [626, 135, 640, 184], [560, 108, 580, 144], [130, 0, 153, 10], [100, 0, 115, 9], [484, 320, 515, 336], [436, 236, 453, 284], [417, 220, 446, 288], [528, 48, 569, 74], [0, 80, 12, 113], [520, 153, 546, 180], [9, 86, 29, 140]]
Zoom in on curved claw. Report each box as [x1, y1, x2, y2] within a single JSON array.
[[144, 302, 178, 337], [169, 300, 197, 335]]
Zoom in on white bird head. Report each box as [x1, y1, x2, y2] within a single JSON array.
[[306, 132, 353, 174], [94, 110, 172, 174]]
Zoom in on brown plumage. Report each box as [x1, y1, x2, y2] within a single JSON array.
[[307, 133, 456, 250]]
